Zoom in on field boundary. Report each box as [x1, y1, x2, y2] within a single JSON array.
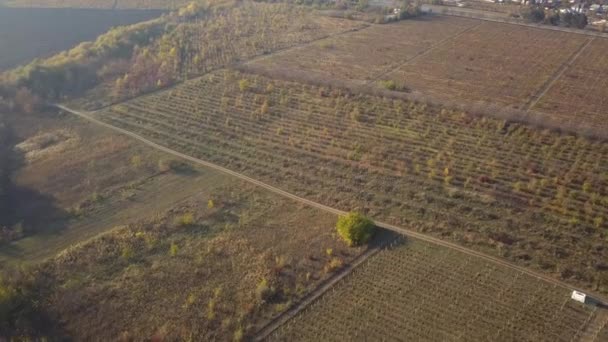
[[426, 5, 608, 39], [367, 20, 484, 85], [55, 104, 608, 307], [525, 37, 595, 111], [86, 21, 372, 112]]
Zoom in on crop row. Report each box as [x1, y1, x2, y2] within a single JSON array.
[[388, 21, 587, 109], [268, 239, 596, 341], [97, 70, 608, 295], [533, 38, 608, 134], [247, 15, 479, 84]]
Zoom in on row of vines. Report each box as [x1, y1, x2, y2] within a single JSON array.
[[269, 238, 597, 341], [96, 69, 608, 295]]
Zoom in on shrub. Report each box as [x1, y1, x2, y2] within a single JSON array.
[[121, 246, 134, 261], [157, 158, 174, 173], [177, 212, 194, 226], [324, 257, 344, 273], [130, 155, 142, 168], [233, 327, 244, 342], [336, 212, 375, 246], [169, 242, 179, 256], [255, 278, 275, 303], [238, 79, 249, 92], [380, 80, 397, 91]]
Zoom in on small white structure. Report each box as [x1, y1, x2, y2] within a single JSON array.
[[571, 290, 587, 304]]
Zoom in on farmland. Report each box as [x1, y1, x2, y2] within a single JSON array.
[[0, 7, 162, 71], [2, 1, 608, 339], [249, 19, 587, 107], [0, 110, 372, 339], [0, 176, 369, 339], [247, 16, 479, 85], [94, 69, 608, 295], [247, 16, 608, 137], [386, 22, 587, 108], [268, 238, 601, 341], [532, 38, 608, 134]]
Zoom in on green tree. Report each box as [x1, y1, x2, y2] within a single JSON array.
[[336, 212, 375, 246]]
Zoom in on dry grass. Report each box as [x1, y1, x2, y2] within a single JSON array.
[[20, 182, 365, 340]]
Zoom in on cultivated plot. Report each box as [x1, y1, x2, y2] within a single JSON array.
[[95, 70, 608, 295], [268, 238, 599, 342], [533, 38, 608, 134], [247, 16, 479, 85], [386, 21, 587, 108]]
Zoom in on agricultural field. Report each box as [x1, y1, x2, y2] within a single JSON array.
[[247, 16, 608, 138], [268, 238, 601, 341], [532, 38, 608, 134], [0, 7, 162, 71], [385, 21, 587, 108], [247, 16, 479, 86], [95, 69, 608, 295], [0, 173, 368, 340]]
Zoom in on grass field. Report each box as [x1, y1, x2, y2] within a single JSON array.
[[93, 69, 608, 296], [0, 112, 231, 264], [268, 238, 601, 341], [4, 177, 367, 340], [533, 38, 608, 134]]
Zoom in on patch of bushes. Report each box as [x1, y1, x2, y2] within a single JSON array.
[[177, 213, 194, 226], [336, 212, 375, 246]]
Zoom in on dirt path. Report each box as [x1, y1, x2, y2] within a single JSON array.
[[56, 103, 608, 308], [425, 5, 608, 38], [577, 307, 608, 342], [253, 229, 397, 341], [367, 20, 484, 85], [525, 37, 594, 111]]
